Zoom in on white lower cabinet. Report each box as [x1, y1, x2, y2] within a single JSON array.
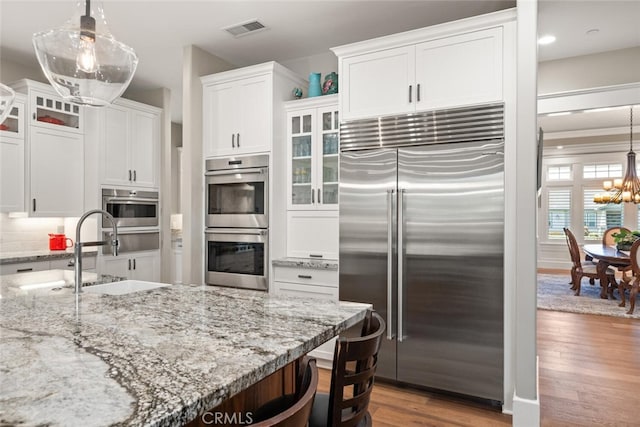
[[286, 211, 338, 259], [100, 250, 160, 282], [0, 257, 96, 275], [273, 265, 338, 364]]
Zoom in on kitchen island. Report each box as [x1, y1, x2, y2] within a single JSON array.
[[0, 278, 369, 426]]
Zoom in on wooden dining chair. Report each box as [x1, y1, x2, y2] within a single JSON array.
[[563, 227, 616, 296], [617, 239, 640, 315], [308, 310, 385, 427], [251, 357, 319, 427]]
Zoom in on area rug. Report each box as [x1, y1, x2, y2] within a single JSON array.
[[537, 274, 640, 319]]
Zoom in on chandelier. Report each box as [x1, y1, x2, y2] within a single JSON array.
[[32, 0, 138, 106], [594, 106, 637, 204]]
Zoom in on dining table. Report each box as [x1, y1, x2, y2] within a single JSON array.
[[583, 244, 631, 299]]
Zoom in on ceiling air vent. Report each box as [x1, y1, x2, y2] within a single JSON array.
[[224, 20, 267, 38]]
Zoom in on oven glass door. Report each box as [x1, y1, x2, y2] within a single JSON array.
[[206, 169, 268, 228], [205, 229, 268, 291]]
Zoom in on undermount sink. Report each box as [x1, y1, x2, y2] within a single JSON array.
[[83, 280, 170, 295]]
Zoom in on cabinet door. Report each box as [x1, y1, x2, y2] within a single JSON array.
[[287, 109, 315, 210], [30, 127, 83, 217], [204, 82, 238, 158], [131, 251, 161, 282], [102, 105, 131, 186], [341, 46, 415, 121], [0, 135, 25, 212], [286, 210, 339, 259], [237, 74, 271, 155], [415, 27, 503, 111], [100, 256, 131, 279], [316, 106, 339, 209], [30, 89, 82, 133], [130, 110, 158, 188]]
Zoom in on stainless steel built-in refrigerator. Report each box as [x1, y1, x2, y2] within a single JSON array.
[[339, 103, 504, 403]]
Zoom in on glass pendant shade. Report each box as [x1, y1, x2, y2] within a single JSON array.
[[0, 83, 16, 123], [32, 0, 138, 106]]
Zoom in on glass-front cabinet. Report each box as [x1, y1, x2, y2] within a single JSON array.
[[286, 95, 339, 210]]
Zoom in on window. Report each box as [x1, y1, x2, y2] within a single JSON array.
[[583, 163, 622, 179], [548, 189, 571, 239], [584, 189, 623, 240], [547, 165, 571, 181]]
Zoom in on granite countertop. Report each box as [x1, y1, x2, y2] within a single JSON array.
[[0, 249, 98, 265], [0, 280, 369, 426], [272, 257, 339, 270]]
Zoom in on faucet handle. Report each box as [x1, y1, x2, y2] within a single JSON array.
[[112, 238, 119, 257]]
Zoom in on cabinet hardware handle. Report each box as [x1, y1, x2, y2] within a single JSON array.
[[232, 134, 235, 148], [298, 274, 312, 279], [317, 188, 321, 204], [33, 113, 36, 120], [311, 188, 315, 204], [32, 198, 36, 212], [67, 261, 75, 267], [417, 84, 421, 102], [133, 259, 136, 270], [409, 85, 412, 103], [237, 133, 240, 147], [133, 170, 137, 182], [128, 259, 132, 270], [129, 170, 132, 181], [309, 254, 323, 258], [17, 268, 33, 273]]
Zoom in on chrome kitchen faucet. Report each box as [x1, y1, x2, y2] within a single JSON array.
[[74, 209, 119, 294]]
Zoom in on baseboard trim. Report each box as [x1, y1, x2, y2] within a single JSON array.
[[512, 356, 540, 427]]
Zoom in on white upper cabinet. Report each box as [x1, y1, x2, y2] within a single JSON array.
[[100, 100, 160, 189], [202, 62, 306, 159], [285, 95, 339, 211], [334, 17, 509, 121], [10, 80, 85, 217], [30, 126, 84, 216], [0, 94, 25, 212], [414, 27, 503, 111], [203, 72, 270, 157]]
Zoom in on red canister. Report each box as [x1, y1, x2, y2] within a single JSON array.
[[48, 234, 73, 251]]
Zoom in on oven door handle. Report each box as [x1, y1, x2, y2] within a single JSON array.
[[105, 197, 159, 204], [205, 229, 266, 235], [205, 168, 265, 177]]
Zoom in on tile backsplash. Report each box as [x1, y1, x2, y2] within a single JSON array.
[[0, 214, 97, 253]]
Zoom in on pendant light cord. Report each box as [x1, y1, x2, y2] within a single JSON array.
[[85, 0, 90, 17], [631, 106, 634, 152]]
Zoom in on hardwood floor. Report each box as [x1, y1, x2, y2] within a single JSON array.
[[318, 310, 640, 426]]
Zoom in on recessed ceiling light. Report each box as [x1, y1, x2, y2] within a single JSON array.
[[548, 112, 572, 117], [538, 35, 556, 45], [557, 146, 564, 150], [586, 28, 600, 36]]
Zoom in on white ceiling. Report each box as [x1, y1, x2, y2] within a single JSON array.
[[539, 105, 639, 135], [0, 1, 638, 124]]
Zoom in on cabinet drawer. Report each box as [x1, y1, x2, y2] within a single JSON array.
[[273, 266, 337, 287], [272, 281, 338, 300], [0, 260, 50, 275], [50, 256, 96, 271]]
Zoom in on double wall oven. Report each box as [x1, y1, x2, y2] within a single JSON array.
[[205, 155, 269, 291]]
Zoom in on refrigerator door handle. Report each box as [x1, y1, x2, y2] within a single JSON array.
[[386, 188, 395, 340], [398, 188, 405, 342]]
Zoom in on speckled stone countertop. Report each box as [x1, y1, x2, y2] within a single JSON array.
[[0, 281, 369, 426], [272, 257, 339, 270], [0, 249, 98, 265]]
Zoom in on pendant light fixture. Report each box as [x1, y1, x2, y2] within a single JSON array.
[[0, 83, 16, 123], [594, 106, 638, 204], [32, 0, 138, 106]]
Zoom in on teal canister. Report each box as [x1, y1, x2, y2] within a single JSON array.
[[308, 73, 322, 97]]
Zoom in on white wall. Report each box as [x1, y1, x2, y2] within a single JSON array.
[[538, 47, 640, 95], [181, 45, 234, 286], [0, 58, 45, 84], [281, 51, 338, 87]]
